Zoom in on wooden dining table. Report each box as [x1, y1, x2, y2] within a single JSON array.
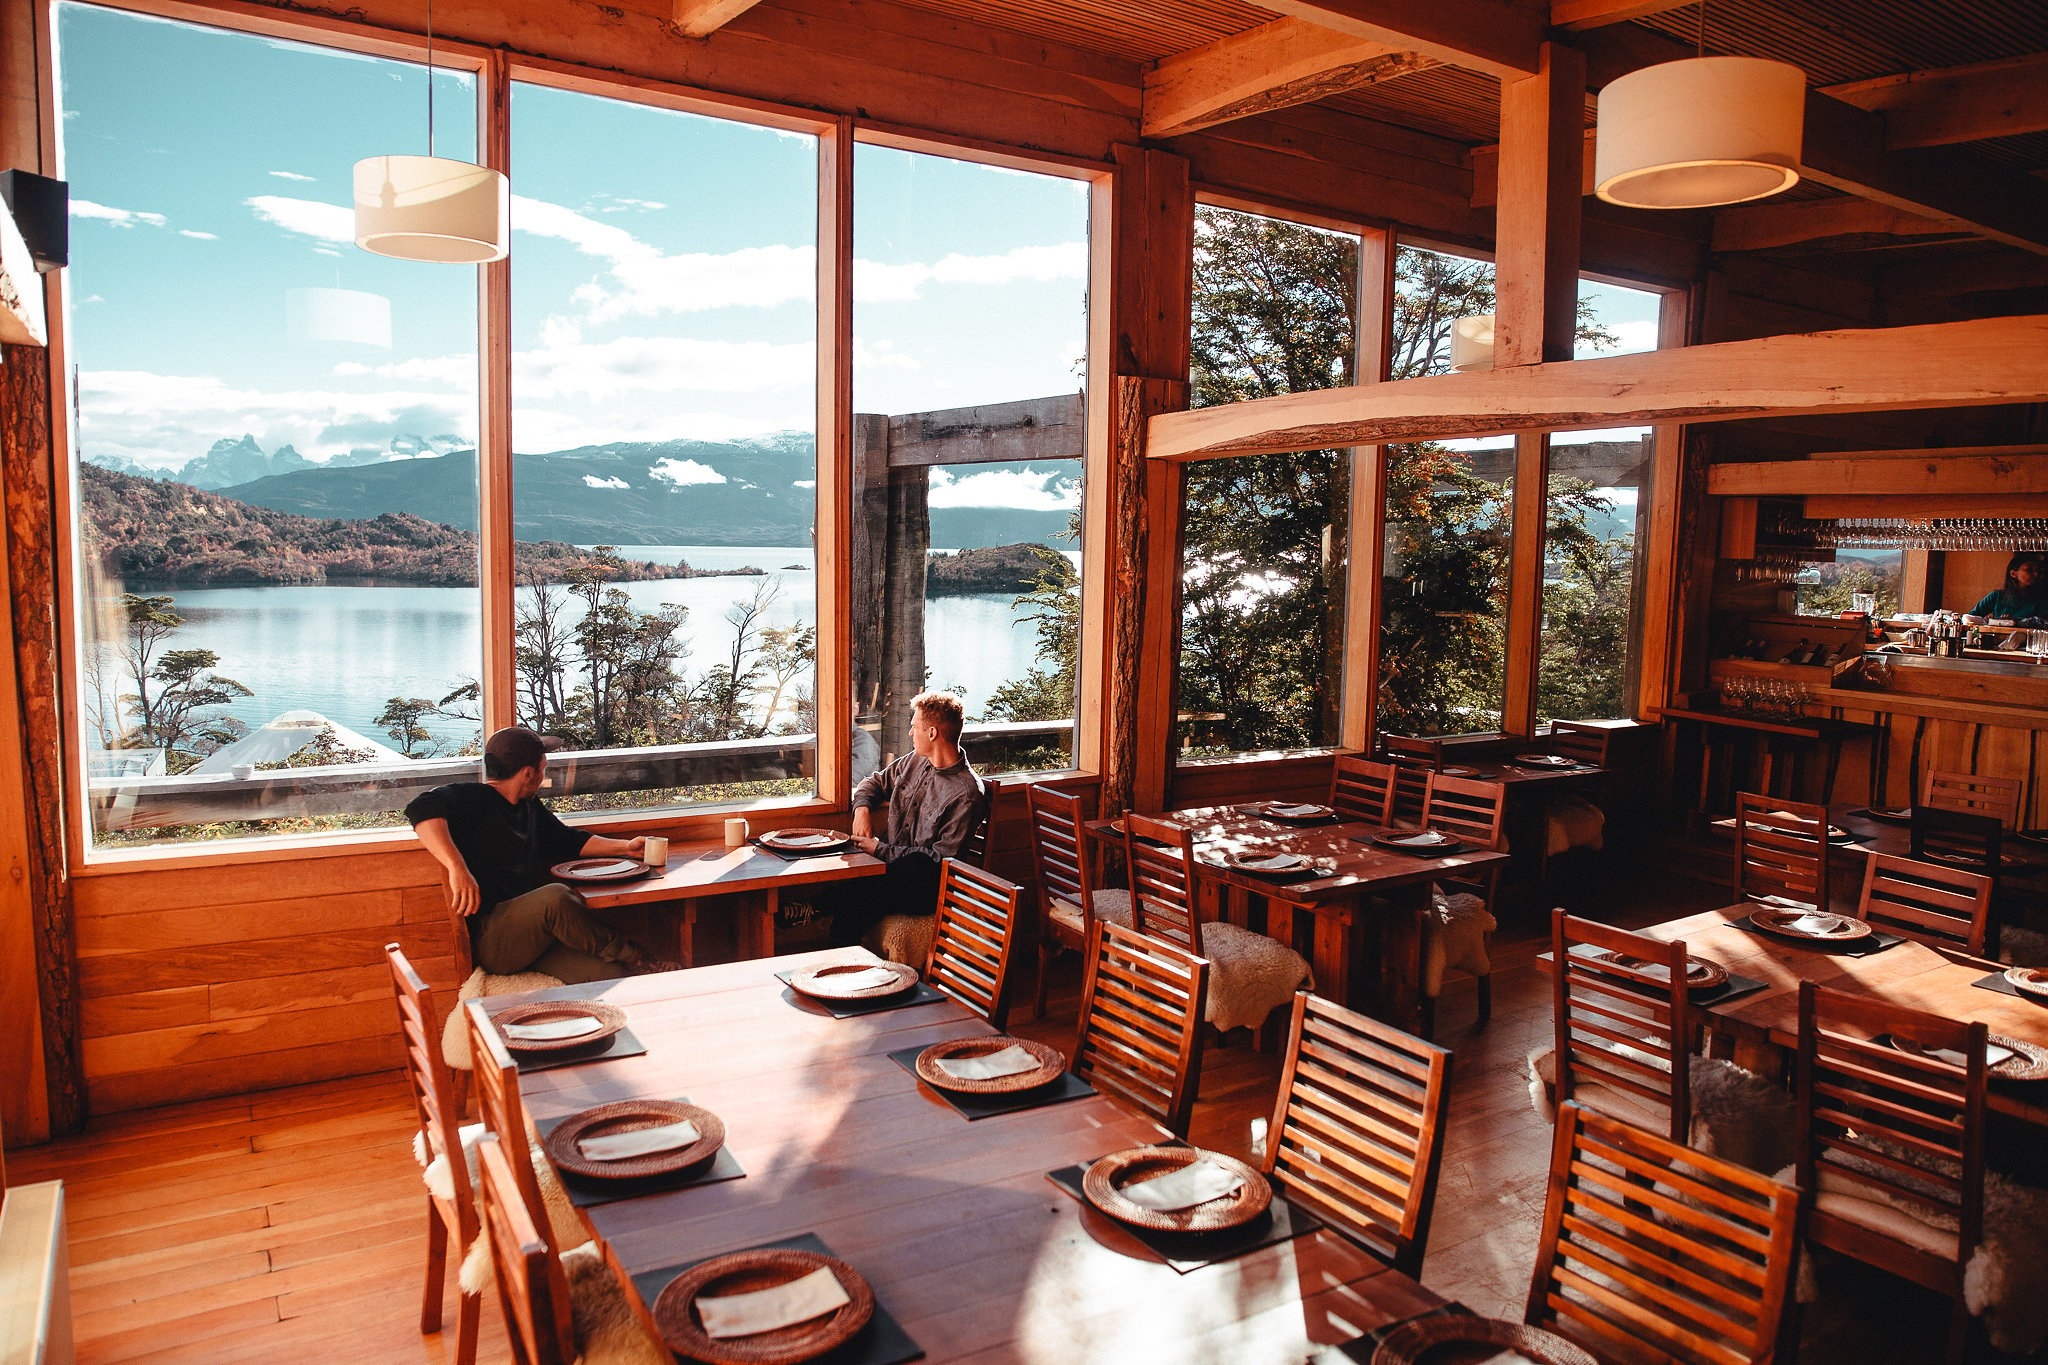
[[578, 839, 883, 965], [491, 948, 1451, 1364], [1628, 902, 2048, 1127], [1089, 806, 1510, 1030]]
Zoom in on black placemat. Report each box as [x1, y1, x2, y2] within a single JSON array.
[[629, 1231, 923, 1365], [534, 1104, 747, 1208], [511, 1025, 648, 1074], [1215, 860, 1337, 884], [775, 970, 948, 1018], [885, 1045, 1097, 1119], [751, 835, 855, 862], [1318, 1302, 1472, 1363], [1045, 1158, 1323, 1273], [1692, 970, 1770, 1007], [1353, 831, 1470, 858], [1734, 918, 1906, 957], [1972, 971, 2048, 1006]]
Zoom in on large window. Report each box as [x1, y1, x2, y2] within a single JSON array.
[[508, 82, 818, 812], [849, 144, 1090, 778], [1178, 205, 1358, 759], [60, 5, 482, 846]]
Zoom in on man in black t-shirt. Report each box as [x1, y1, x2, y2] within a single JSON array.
[[406, 727, 667, 983]]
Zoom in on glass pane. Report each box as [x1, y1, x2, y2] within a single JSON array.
[[506, 85, 818, 815], [1378, 245, 1508, 737], [1179, 206, 1357, 758], [850, 145, 1090, 778], [60, 4, 482, 848], [1535, 279, 1666, 724]]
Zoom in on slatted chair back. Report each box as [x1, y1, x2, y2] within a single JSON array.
[[1377, 730, 1444, 771], [388, 945, 473, 1231], [1122, 812, 1199, 949], [959, 809, 990, 868], [476, 1135, 576, 1365], [1527, 1103, 1801, 1365], [1909, 806, 2003, 882], [1422, 772, 1508, 851], [1551, 909, 1694, 1144], [1330, 754, 1399, 826], [1264, 991, 1452, 1278], [1795, 983, 1986, 1295], [1857, 854, 1993, 956], [1546, 720, 1612, 768], [1733, 792, 1831, 911], [1027, 783, 1096, 916], [1072, 919, 1209, 1137], [465, 999, 550, 1230], [926, 858, 1023, 1028], [1920, 769, 2023, 831]]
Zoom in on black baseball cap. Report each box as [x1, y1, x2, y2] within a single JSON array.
[[483, 725, 565, 777]]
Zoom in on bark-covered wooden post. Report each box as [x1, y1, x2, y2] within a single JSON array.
[[849, 412, 929, 767]]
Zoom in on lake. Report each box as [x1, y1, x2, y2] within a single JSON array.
[[93, 545, 1067, 750]]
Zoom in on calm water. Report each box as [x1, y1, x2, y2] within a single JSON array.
[[94, 546, 1064, 750]]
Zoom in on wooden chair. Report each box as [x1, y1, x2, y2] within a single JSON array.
[[1921, 768, 2023, 831], [1072, 919, 1209, 1137], [1416, 772, 1509, 1037], [1545, 720, 1613, 769], [466, 1000, 551, 1229], [1544, 910, 1694, 1143], [1122, 812, 1311, 1044], [1377, 730, 1444, 771], [475, 1134, 576, 1365], [1528, 1103, 1801, 1365], [1264, 991, 1452, 1278], [1733, 792, 1831, 911], [924, 857, 1023, 1028], [1329, 754, 1399, 826], [1796, 982, 1988, 1364], [869, 806, 991, 967], [386, 943, 481, 1365], [1375, 733, 1439, 823], [1857, 853, 1993, 956], [1027, 783, 1130, 1019], [1910, 806, 2002, 879], [1539, 722, 1612, 902]]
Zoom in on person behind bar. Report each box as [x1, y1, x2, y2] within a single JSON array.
[[407, 726, 676, 983], [815, 690, 988, 949], [1970, 552, 2048, 625]]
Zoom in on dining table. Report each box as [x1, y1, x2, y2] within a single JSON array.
[[1087, 806, 1511, 1030], [1625, 902, 2048, 1128], [577, 837, 884, 965], [489, 947, 1455, 1364]]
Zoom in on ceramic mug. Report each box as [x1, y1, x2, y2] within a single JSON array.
[[724, 817, 749, 849], [643, 835, 669, 869]]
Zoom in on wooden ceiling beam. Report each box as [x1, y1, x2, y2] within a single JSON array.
[[1883, 253, 2048, 299], [672, 0, 766, 38], [1550, 0, 1695, 32], [1142, 18, 1435, 139], [1710, 453, 2048, 497], [1824, 53, 2048, 150], [1711, 198, 1967, 253], [1238, 0, 1546, 80], [1144, 313, 2048, 459]]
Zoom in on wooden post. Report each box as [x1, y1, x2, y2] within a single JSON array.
[[1342, 227, 1396, 750], [882, 465, 930, 760], [478, 53, 516, 733], [814, 117, 854, 807], [849, 413, 890, 753]]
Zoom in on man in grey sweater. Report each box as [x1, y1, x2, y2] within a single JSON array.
[[821, 690, 988, 948]]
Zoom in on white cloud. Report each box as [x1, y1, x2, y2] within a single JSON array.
[[853, 338, 917, 372], [335, 332, 813, 406], [246, 195, 354, 244], [649, 458, 727, 488], [929, 467, 1079, 511], [178, 229, 218, 240], [855, 243, 1085, 303], [597, 197, 667, 213], [582, 474, 630, 489], [268, 171, 316, 182], [791, 479, 815, 490], [1592, 318, 1660, 357], [70, 200, 167, 229]]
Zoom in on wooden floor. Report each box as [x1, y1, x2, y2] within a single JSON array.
[[8, 864, 2023, 1362]]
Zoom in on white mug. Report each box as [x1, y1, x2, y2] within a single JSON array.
[[724, 817, 749, 849], [643, 835, 669, 869]]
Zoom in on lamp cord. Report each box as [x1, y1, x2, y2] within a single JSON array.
[[425, 0, 435, 159]]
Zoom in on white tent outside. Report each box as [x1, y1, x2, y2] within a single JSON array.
[[191, 709, 410, 774]]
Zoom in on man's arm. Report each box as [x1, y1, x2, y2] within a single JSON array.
[[579, 832, 647, 858], [848, 756, 903, 845], [874, 784, 985, 865], [414, 817, 482, 918]]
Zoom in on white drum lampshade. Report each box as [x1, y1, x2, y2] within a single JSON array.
[[1594, 56, 1805, 209], [353, 155, 508, 263], [1450, 314, 1495, 373]]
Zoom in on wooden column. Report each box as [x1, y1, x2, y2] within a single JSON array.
[[882, 466, 929, 759], [1341, 227, 1396, 749], [477, 53, 516, 732], [1634, 289, 1691, 715], [813, 117, 854, 805], [849, 414, 890, 755], [1494, 40, 1585, 738], [1096, 145, 1193, 817]]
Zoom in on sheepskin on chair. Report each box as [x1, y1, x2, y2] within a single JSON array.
[[1999, 924, 2048, 968], [1197, 922, 1312, 1034], [1543, 796, 1605, 857], [439, 967, 565, 1071], [868, 912, 938, 970], [1422, 890, 1493, 999], [560, 1241, 671, 1365], [1527, 1045, 1798, 1176], [1771, 1140, 2048, 1355]]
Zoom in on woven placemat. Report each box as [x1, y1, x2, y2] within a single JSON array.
[[1734, 919, 1905, 957], [629, 1232, 922, 1365], [776, 971, 946, 1019], [1316, 1303, 1470, 1363], [750, 833, 855, 862], [1045, 1154, 1322, 1273], [886, 1045, 1096, 1119], [535, 1102, 748, 1208], [512, 1025, 648, 1074], [1232, 803, 1341, 826]]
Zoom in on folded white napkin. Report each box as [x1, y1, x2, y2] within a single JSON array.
[[1786, 912, 1845, 935], [778, 833, 837, 847], [1391, 830, 1449, 845], [1119, 1158, 1245, 1212], [934, 1044, 1041, 1081], [1241, 853, 1305, 871], [1911, 1042, 2016, 1069], [809, 966, 902, 993], [577, 1119, 700, 1162], [503, 1015, 602, 1042], [696, 1266, 850, 1340], [1270, 803, 1324, 818]]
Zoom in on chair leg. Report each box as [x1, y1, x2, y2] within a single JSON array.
[[1035, 942, 1055, 1021], [454, 1286, 481, 1365], [1419, 993, 1436, 1039], [1943, 1299, 1970, 1365], [1476, 972, 1492, 1024], [421, 1199, 448, 1335]]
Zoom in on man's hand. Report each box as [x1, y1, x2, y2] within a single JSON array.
[[852, 833, 879, 855], [851, 806, 873, 839], [446, 866, 481, 918]]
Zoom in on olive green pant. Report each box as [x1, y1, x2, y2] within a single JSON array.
[[471, 883, 631, 984]]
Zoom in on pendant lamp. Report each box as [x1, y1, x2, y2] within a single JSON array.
[[1449, 314, 1494, 373], [1594, 56, 1805, 209], [352, 0, 507, 263]]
